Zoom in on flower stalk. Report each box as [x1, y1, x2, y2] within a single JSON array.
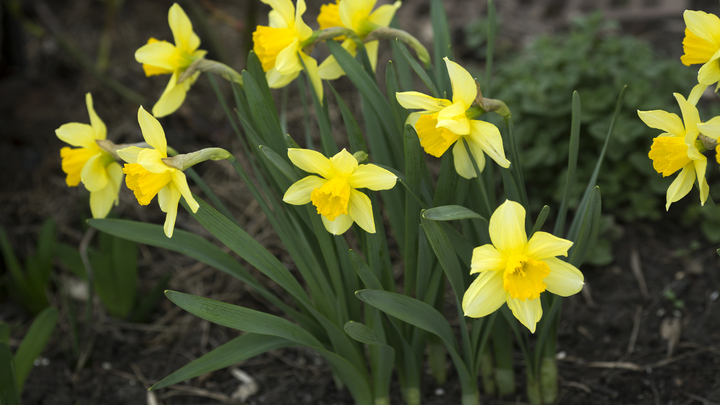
[[364, 27, 431, 68]]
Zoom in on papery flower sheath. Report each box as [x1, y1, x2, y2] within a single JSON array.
[[283, 148, 396, 235], [135, 3, 207, 118], [396, 57, 510, 179], [462, 200, 584, 333], [681, 10, 720, 88], [117, 107, 199, 238], [253, 0, 323, 100], [56, 93, 123, 219], [316, 0, 401, 79], [638, 92, 709, 210]]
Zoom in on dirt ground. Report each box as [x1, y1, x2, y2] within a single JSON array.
[[2, 0, 720, 404]]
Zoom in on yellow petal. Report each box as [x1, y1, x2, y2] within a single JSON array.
[[681, 27, 717, 66], [60, 147, 97, 187], [318, 39, 357, 80], [445, 58, 477, 107], [396, 91, 450, 113], [143, 63, 174, 77], [55, 123, 98, 149], [168, 3, 199, 53], [339, 0, 375, 32], [330, 149, 358, 176], [468, 120, 510, 168], [288, 148, 333, 178], [489, 200, 527, 256], [452, 136, 484, 179], [294, 0, 313, 40], [666, 165, 695, 210], [152, 71, 189, 118], [172, 170, 199, 213], [116, 146, 144, 164], [138, 106, 167, 153], [674, 93, 700, 133], [347, 164, 397, 190], [698, 116, 720, 140], [688, 83, 708, 105], [366, 40, 379, 72], [697, 53, 720, 85], [159, 182, 182, 238], [348, 189, 375, 233], [524, 232, 573, 260], [262, 0, 295, 28], [253, 26, 297, 71], [266, 66, 301, 88], [694, 158, 709, 206], [89, 162, 123, 219], [300, 52, 323, 103], [81, 153, 109, 192], [85, 93, 106, 140], [135, 41, 178, 71], [506, 295, 542, 333], [284, 175, 327, 204], [321, 213, 354, 235], [543, 257, 584, 297], [470, 244, 505, 274], [274, 38, 302, 75], [437, 102, 471, 135], [637, 110, 685, 137], [462, 269, 505, 318], [684, 10, 720, 48], [367, 1, 401, 27], [137, 148, 170, 174]]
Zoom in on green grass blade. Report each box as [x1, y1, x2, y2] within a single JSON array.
[[423, 205, 485, 222], [240, 70, 287, 157], [430, 0, 453, 94], [260, 146, 301, 182], [329, 84, 367, 153], [0, 343, 19, 405], [395, 40, 440, 97], [531, 205, 551, 237], [569, 187, 602, 267], [386, 61, 407, 135], [389, 17, 413, 91], [554, 91, 581, 237], [14, 307, 57, 391], [151, 333, 293, 390], [110, 235, 137, 318], [484, 0, 497, 96]]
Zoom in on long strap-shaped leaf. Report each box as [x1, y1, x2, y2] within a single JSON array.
[[14, 307, 57, 391], [167, 291, 373, 405]]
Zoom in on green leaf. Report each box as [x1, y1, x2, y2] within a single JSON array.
[[87, 219, 306, 326], [329, 84, 367, 154], [431, 0, 453, 94], [0, 343, 19, 405], [567, 86, 625, 242], [554, 91, 581, 237], [569, 187, 602, 267], [110, 234, 137, 318], [299, 57, 337, 155], [260, 145, 300, 182], [130, 274, 171, 323], [56, 243, 85, 279], [0, 324, 8, 346], [422, 205, 485, 222], [151, 333, 293, 390], [0, 226, 26, 288], [531, 205, 551, 237], [389, 18, 413, 91], [14, 307, 57, 391], [386, 61, 406, 135], [344, 321, 387, 346], [349, 250, 383, 290], [34, 217, 55, 283], [395, 40, 440, 97], [484, 0, 497, 96], [240, 70, 286, 157], [403, 124, 424, 297]]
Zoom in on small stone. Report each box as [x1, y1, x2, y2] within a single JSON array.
[[710, 291, 719, 301], [101, 362, 112, 370], [129, 379, 136, 386], [656, 308, 666, 317], [40, 358, 50, 366], [555, 351, 567, 360], [435, 388, 445, 396]]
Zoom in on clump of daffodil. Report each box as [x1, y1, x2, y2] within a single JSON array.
[[117, 107, 200, 238], [396, 57, 510, 179], [56, 93, 123, 219], [681, 10, 720, 89], [638, 92, 709, 210], [283, 148, 397, 234], [462, 200, 584, 333], [316, 0, 401, 79], [252, 0, 323, 100], [135, 3, 207, 118]]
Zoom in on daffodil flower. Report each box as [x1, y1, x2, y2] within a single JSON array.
[[56, 93, 123, 219], [135, 3, 207, 118], [253, 0, 323, 100], [396, 57, 510, 179], [283, 148, 397, 234], [316, 0, 401, 79], [117, 107, 199, 238], [639, 93, 709, 210], [681, 10, 720, 88], [462, 200, 584, 333]]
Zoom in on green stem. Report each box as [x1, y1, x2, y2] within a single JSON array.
[[479, 345, 496, 396], [462, 138, 493, 218], [461, 392, 480, 405], [492, 315, 516, 397], [540, 356, 558, 404], [484, 0, 496, 97]]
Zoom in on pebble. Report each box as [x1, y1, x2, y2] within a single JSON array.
[[435, 388, 445, 396]]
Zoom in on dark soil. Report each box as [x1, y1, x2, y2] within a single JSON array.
[[2, 1, 719, 404]]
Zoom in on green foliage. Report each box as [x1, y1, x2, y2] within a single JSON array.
[[487, 14, 700, 221], [0, 219, 56, 315]]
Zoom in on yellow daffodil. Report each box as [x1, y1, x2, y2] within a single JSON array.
[[639, 93, 709, 210], [283, 148, 396, 234], [253, 0, 323, 100], [117, 107, 199, 238], [316, 0, 401, 79], [56, 93, 122, 219], [462, 200, 584, 333], [682, 10, 720, 87], [135, 3, 207, 118], [396, 57, 510, 179]]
